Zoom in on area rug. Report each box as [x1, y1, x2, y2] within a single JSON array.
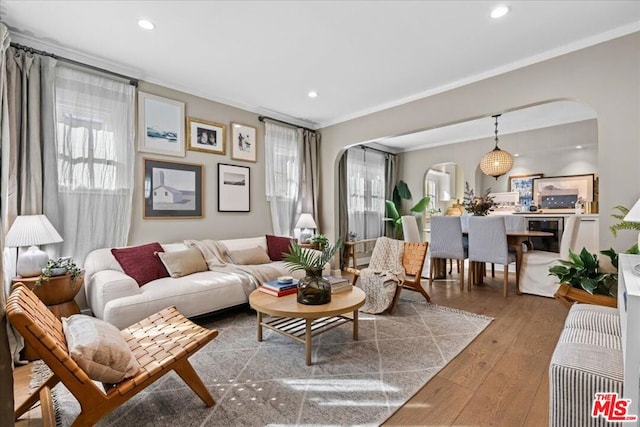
[[33, 293, 492, 426]]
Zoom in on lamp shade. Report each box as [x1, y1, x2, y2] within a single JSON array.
[[5, 215, 63, 247], [479, 147, 514, 178], [295, 213, 317, 230], [624, 198, 640, 222]]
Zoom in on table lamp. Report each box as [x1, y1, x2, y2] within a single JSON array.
[[295, 213, 317, 244], [5, 214, 63, 277], [624, 198, 640, 247]]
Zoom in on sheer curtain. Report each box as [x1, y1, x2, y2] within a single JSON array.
[[265, 122, 301, 236], [51, 65, 135, 264], [346, 147, 385, 242]]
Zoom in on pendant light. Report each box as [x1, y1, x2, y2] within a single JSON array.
[[479, 114, 513, 179]]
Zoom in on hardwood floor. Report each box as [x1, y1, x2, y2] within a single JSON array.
[[383, 272, 569, 426], [13, 269, 569, 427]]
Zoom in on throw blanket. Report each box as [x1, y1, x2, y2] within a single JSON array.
[[357, 237, 405, 314]]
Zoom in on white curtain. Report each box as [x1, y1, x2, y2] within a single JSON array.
[[51, 66, 135, 264], [265, 122, 301, 236], [346, 148, 385, 242]]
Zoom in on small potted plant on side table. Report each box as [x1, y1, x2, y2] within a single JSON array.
[[28, 257, 84, 311]]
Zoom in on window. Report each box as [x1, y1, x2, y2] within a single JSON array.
[[346, 148, 386, 241]]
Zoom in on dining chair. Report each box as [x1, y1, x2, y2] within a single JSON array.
[[401, 215, 422, 242], [467, 216, 517, 297], [429, 216, 467, 291], [519, 215, 581, 297]]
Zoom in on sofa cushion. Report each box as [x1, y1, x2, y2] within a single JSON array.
[[111, 242, 169, 286], [229, 246, 271, 265], [266, 235, 295, 261], [62, 314, 140, 383], [157, 248, 208, 278]]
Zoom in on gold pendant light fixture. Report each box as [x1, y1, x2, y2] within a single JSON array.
[[480, 114, 513, 179]]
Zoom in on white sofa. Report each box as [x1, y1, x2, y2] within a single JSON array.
[[84, 236, 327, 329]]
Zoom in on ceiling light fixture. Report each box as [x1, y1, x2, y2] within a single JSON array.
[[576, 145, 583, 149], [479, 114, 514, 179], [308, 91, 318, 98], [137, 19, 155, 30], [514, 153, 520, 157], [491, 5, 510, 19]]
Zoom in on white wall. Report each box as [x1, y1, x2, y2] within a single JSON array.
[[129, 82, 274, 245], [319, 32, 640, 254]]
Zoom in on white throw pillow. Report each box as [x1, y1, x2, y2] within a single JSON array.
[[62, 314, 140, 383]]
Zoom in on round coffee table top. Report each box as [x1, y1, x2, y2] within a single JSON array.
[[249, 286, 366, 318]]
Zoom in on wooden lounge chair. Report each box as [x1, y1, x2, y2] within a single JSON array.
[[7, 283, 218, 426], [348, 240, 429, 314]]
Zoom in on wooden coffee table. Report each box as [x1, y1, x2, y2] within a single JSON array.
[[249, 287, 366, 365]]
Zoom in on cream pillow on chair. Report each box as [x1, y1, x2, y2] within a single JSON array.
[[62, 314, 140, 383]]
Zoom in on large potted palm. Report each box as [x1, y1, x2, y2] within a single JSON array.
[[284, 239, 342, 305], [385, 181, 430, 239]]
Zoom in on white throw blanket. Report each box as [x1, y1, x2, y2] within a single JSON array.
[[357, 237, 405, 314]]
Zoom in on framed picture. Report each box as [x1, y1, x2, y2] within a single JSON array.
[[144, 158, 203, 218], [509, 173, 543, 207], [187, 117, 226, 155], [230, 122, 257, 163], [138, 92, 185, 157], [218, 163, 250, 212], [532, 174, 595, 210]]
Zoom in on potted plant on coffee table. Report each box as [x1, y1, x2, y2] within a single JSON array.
[[284, 239, 342, 305], [549, 248, 617, 308]]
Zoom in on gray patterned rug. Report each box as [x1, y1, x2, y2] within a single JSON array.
[[34, 293, 492, 426]]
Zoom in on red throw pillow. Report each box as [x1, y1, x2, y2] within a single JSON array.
[[266, 235, 296, 261], [111, 242, 169, 287]]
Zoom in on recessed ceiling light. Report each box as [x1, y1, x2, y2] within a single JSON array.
[[137, 19, 155, 30], [576, 145, 583, 149], [514, 153, 520, 157], [308, 91, 318, 98], [491, 5, 510, 19]]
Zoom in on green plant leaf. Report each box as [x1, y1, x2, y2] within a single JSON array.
[[385, 200, 400, 221], [396, 181, 412, 200], [410, 196, 431, 213]]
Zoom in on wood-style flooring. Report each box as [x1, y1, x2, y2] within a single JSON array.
[[13, 269, 569, 427]]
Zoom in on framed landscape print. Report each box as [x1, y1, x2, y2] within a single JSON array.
[[218, 163, 250, 212], [230, 122, 257, 162], [144, 158, 203, 218], [532, 173, 595, 210], [138, 92, 185, 157], [187, 117, 226, 155], [509, 173, 543, 207]]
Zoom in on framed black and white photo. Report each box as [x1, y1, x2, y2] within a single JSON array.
[[230, 122, 257, 163], [218, 163, 250, 212], [187, 117, 226, 155], [138, 92, 185, 157], [144, 158, 203, 218]]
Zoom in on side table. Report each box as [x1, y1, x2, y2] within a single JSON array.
[[11, 273, 84, 360]]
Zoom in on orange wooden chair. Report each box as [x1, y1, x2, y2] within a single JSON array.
[[7, 283, 218, 426], [348, 241, 429, 314]]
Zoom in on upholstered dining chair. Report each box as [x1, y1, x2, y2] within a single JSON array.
[[401, 215, 422, 242], [467, 216, 518, 297], [7, 283, 218, 426], [429, 216, 467, 291], [519, 215, 581, 297]]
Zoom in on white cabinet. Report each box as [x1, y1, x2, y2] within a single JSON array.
[[574, 216, 599, 253], [618, 254, 640, 425]]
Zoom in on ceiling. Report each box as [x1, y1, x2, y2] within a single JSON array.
[[2, 1, 639, 132]]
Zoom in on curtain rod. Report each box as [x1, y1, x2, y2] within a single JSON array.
[[258, 115, 316, 133], [355, 144, 395, 156], [10, 42, 139, 87]]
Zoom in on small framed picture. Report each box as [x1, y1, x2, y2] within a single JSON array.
[[187, 118, 226, 155], [138, 92, 185, 157], [509, 173, 543, 207], [218, 163, 250, 212], [144, 158, 203, 219], [230, 122, 257, 163]]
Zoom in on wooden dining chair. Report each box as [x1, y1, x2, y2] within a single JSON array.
[[7, 283, 218, 426]]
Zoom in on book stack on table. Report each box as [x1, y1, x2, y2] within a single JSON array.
[[259, 277, 298, 297], [326, 276, 352, 294]]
